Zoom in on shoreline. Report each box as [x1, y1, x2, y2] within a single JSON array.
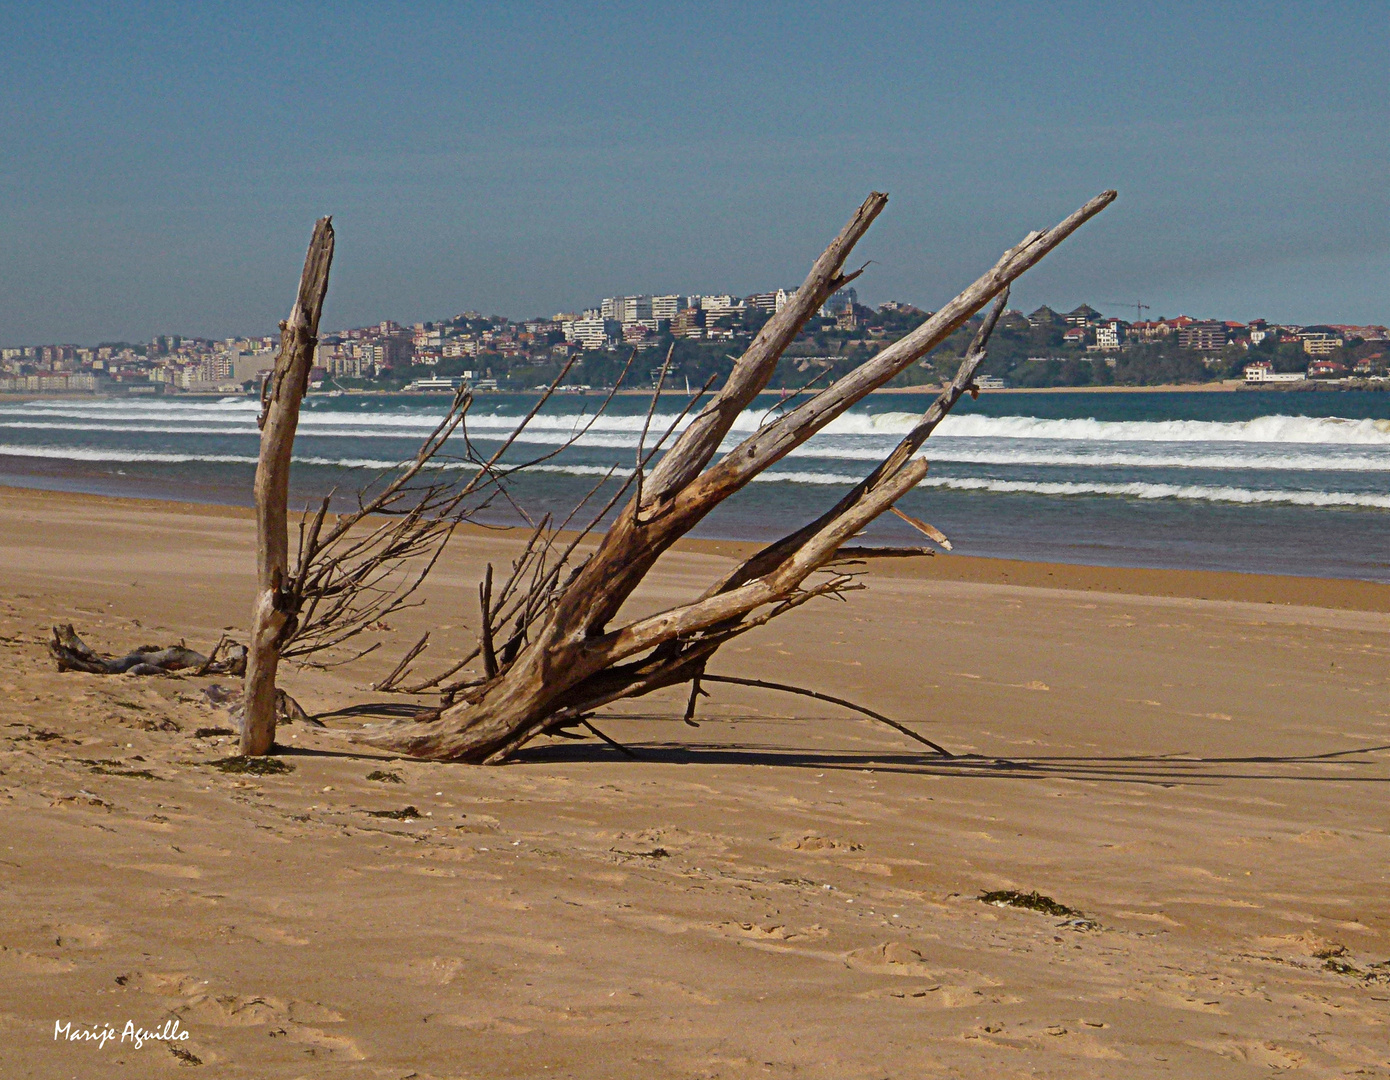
[[6, 484, 1387, 612], [3, 379, 1385, 402]]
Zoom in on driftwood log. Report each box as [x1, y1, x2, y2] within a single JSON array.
[[343, 188, 1116, 763], [50, 624, 246, 677], [241, 217, 336, 755]]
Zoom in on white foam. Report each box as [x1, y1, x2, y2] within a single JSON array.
[[5, 440, 1384, 510], [930, 413, 1390, 445], [7, 398, 1388, 446], [918, 476, 1390, 509], [521, 463, 1390, 509], [0, 444, 262, 465]]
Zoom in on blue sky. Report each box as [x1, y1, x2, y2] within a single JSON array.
[[2, 1, 1387, 343]]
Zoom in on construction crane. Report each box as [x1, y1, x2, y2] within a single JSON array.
[[1103, 300, 1150, 323]]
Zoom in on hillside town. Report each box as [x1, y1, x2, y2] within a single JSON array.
[[4, 290, 1387, 395]]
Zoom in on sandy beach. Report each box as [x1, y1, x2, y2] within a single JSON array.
[[2, 486, 1387, 1078]]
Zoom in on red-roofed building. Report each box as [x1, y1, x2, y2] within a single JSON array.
[[1331, 325, 1390, 342], [1130, 320, 1171, 340]]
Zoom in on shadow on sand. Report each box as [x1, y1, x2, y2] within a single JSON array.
[[283, 711, 1390, 787], [510, 734, 1390, 787]]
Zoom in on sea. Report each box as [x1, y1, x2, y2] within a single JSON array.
[[1, 389, 1387, 583]]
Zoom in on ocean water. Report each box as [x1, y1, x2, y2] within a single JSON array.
[[1, 389, 1387, 582]]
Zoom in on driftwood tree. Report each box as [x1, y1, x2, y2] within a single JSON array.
[[347, 188, 1116, 763]]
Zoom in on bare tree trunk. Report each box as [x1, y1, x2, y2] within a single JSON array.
[[241, 218, 335, 755]]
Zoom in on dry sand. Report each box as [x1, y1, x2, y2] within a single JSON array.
[[0, 487, 1386, 1078]]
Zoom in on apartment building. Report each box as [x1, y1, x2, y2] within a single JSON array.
[[1094, 321, 1124, 351], [1177, 321, 1226, 351], [671, 308, 705, 339], [1301, 333, 1344, 356], [565, 317, 609, 350]]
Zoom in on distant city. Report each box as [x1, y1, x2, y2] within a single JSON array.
[[4, 289, 1387, 395]]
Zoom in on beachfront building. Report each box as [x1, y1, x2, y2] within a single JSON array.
[[1307, 359, 1350, 378], [1243, 360, 1306, 383]]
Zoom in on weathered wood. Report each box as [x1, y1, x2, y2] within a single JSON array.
[[479, 564, 498, 678], [710, 288, 1012, 593], [566, 194, 889, 639], [644, 192, 887, 504], [890, 508, 951, 551], [357, 191, 1115, 763], [50, 624, 244, 676], [241, 217, 335, 756]]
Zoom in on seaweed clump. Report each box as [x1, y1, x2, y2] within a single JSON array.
[[85, 758, 160, 780], [366, 770, 404, 784], [168, 1043, 202, 1066], [980, 890, 1080, 917], [367, 806, 420, 820], [208, 755, 295, 775], [89, 767, 160, 780]]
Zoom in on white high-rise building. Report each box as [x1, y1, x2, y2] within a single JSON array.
[[620, 296, 653, 324], [566, 317, 609, 350], [652, 295, 681, 320], [602, 296, 656, 325]]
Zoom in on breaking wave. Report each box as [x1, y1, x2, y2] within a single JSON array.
[[6, 399, 1390, 446], [520, 464, 1390, 509]]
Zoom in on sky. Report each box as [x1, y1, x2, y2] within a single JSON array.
[[2, 1, 1388, 345]]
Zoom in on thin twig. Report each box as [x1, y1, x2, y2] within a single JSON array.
[[699, 674, 953, 757], [634, 344, 674, 512], [479, 563, 498, 678], [580, 718, 639, 759]]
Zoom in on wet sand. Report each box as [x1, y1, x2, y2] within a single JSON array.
[[1, 487, 1387, 1078]]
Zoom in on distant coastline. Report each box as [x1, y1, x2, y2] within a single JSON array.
[[4, 379, 1389, 403]]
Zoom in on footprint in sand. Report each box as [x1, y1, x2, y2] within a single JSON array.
[[280, 1025, 365, 1060], [165, 983, 360, 1057], [0, 945, 76, 973], [43, 922, 109, 948], [1190, 1039, 1307, 1069], [378, 955, 475, 986], [844, 941, 975, 983]]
